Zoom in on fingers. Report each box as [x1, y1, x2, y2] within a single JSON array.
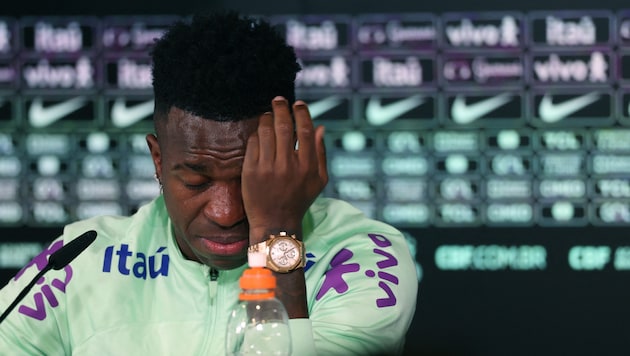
[[272, 97, 294, 163], [256, 112, 275, 163], [293, 100, 317, 164], [315, 125, 329, 182], [244, 131, 259, 169], [250, 97, 326, 181]]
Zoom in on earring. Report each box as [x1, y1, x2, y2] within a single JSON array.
[[154, 173, 163, 194]]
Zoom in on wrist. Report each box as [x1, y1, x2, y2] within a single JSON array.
[[274, 268, 309, 319], [249, 226, 303, 244], [248, 231, 305, 273]]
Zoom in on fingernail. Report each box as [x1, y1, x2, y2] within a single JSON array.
[[273, 96, 286, 102]]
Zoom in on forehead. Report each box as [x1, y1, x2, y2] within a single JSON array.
[[158, 107, 258, 153]]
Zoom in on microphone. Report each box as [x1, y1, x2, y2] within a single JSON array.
[[47, 230, 97, 270], [0, 230, 97, 325]]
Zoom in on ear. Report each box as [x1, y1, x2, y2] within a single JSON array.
[[146, 133, 162, 179]]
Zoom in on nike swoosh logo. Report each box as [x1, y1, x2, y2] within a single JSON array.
[[307, 95, 343, 119], [366, 95, 425, 126], [451, 93, 512, 124], [111, 98, 155, 128], [29, 96, 87, 128], [539, 92, 600, 123]]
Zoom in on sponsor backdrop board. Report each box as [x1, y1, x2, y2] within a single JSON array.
[[2, 0, 630, 354]]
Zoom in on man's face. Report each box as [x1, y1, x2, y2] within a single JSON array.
[[147, 107, 259, 270]]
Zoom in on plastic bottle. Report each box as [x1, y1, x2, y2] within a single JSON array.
[[225, 253, 291, 356]]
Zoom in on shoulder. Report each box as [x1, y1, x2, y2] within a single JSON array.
[[302, 198, 419, 353], [304, 197, 406, 248], [62, 196, 168, 246], [303, 197, 417, 281], [32, 196, 171, 277]]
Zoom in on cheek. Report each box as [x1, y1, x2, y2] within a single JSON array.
[[163, 188, 202, 228]]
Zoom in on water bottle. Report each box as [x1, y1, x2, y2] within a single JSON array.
[[225, 253, 291, 356]]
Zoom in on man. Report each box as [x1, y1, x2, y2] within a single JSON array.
[[0, 12, 418, 355]]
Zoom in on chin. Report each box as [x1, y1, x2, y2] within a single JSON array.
[[193, 248, 247, 270], [204, 256, 247, 271]]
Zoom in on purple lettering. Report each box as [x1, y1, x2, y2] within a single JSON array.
[[316, 248, 360, 300], [377, 271, 399, 284], [376, 281, 397, 308], [368, 233, 392, 248], [374, 248, 398, 269], [14, 240, 64, 281], [41, 284, 59, 307], [13, 241, 77, 321], [50, 266, 73, 293], [18, 293, 47, 321]]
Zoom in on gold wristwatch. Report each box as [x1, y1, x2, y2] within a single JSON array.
[[248, 232, 305, 273]]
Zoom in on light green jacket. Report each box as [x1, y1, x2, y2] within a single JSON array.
[[0, 196, 418, 355]]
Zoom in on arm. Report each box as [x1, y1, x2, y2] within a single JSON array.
[[241, 98, 418, 355], [307, 227, 419, 355], [241, 96, 328, 318]]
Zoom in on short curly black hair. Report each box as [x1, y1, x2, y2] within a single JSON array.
[[150, 11, 301, 121]]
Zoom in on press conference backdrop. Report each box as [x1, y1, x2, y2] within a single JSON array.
[[2, 0, 630, 354]]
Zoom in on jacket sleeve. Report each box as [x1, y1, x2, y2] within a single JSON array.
[[305, 226, 419, 356], [0, 237, 71, 355], [288, 318, 318, 356]]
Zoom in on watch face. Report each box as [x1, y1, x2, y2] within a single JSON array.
[[269, 237, 301, 271]]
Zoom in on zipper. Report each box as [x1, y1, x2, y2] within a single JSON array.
[[208, 267, 219, 301], [201, 267, 220, 354]]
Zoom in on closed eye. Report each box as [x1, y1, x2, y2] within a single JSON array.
[[184, 182, 210, 191]]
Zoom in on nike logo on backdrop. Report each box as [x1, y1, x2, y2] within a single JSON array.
[[29, 96, 87, 128], [111, 98, 155, 128], [450, 93, 512, 124], [366, 95, 425, 126], [307, 95, 343, 119], [538, 92, 600, 123]]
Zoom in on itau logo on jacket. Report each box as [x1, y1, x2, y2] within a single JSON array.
[[102, 244, 170, 279]]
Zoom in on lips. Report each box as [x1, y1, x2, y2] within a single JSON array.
[[195, 235, 249, 256]]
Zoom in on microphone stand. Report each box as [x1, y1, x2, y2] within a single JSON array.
[[0, 265, 52, 324], [0, 230, 97, 325]]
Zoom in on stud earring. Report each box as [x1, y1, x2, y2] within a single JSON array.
[[154, 173, 163, 194]]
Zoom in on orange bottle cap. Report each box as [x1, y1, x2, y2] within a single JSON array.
[[240, 267, 276, 290]]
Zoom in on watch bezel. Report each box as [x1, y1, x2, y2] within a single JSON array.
[[267, 235, 303, 273]]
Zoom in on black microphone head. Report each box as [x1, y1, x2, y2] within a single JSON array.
[[48, 230, 97, 270]]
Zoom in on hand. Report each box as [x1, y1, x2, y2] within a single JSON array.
[[242, 96, 328, 243]]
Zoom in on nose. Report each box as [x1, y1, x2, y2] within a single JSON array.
[[202, 182, 245, 228]]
